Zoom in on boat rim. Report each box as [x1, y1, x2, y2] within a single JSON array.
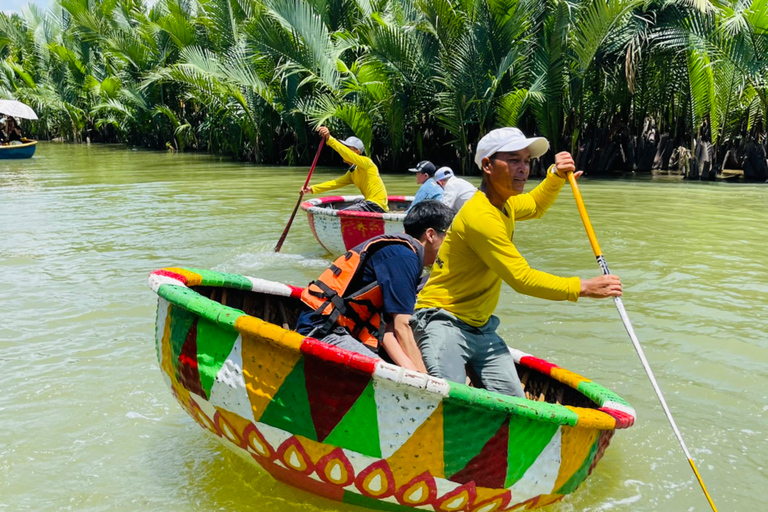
[[300, 195, 413, 219], [0, 140, 37, 149], [148, 267, 636, 431]]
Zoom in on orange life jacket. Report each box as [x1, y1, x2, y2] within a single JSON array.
[[300, 234, 424, 349]]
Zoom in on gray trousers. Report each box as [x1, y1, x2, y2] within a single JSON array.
[[410, 308, 525, 397], [341, 199, 385, 213], [311, 327, 379, 359]]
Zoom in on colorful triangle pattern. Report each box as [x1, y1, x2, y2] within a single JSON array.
[[207, 335, 255, 422], [386, 402, 445, 484], [258, 357, 318, 441], [505, 417, 560, 487], [442, 400, 508, 478], [168, 304, 196, 374], [196, 317, 240, 397], [304, 355, 373, 442], [449, 418, 509, 488], [555, 431, 601, 495], [508, 428, 562, 502], [323, 380, 382, 458], [177, 317, 206, 397], [373, 378, 443, 459]]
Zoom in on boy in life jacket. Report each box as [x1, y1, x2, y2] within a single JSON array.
[[295, 200, 455, 372]]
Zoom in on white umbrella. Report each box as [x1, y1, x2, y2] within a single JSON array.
[[0, 99, 38, 120]]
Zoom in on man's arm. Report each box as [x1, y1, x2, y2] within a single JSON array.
[[467, 210, 581, 301], [309, 171, 354, 194], [381, 314, 427, 373], [327, 136, 373, 170], [514, 152, 583, 221], [369, 245, 425, 370], [466, 209, 620, 301]]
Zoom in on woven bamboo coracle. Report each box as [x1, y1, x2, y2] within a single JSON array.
[[148, 267, 635, 512], [300, 195, 412, 254]]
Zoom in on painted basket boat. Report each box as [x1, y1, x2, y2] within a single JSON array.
[[0, 140, 36, 159], [300, 195, 413, 254], [148, 267, 636, 512]]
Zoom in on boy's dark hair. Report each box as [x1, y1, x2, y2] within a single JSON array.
[[403, 200, 455, 239]]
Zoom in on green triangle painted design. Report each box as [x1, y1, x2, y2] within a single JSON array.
[[442, 400, 507, 477], [323, 381, 381, 458], [195, 318, 240, 397], [169, 305, 197, 370], [555, 434, 601, 495], [504, 417, 560, 487], [258, 357, 318, 441]]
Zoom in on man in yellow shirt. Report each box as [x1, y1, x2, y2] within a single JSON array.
[[302, 126, 389, 212], [411, 127, 622, 397]]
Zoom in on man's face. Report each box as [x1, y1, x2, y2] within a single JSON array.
[[485, 148, 531, 196], [416, 171, 429, 185]]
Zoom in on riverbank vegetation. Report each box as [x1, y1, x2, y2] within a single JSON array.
[[1, 0, 767, 178]]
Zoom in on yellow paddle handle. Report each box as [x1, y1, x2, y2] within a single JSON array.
[[566, 172, 603, 258]]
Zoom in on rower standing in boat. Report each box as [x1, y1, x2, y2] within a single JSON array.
[[301, 126, 389, 212], [411, 127, 623, 397], [296, 200, 454, 372]]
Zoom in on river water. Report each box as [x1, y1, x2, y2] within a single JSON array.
[[1, 143, 765, 511]]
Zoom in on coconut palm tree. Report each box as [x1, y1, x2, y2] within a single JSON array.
[[0, 0, 765, 173]]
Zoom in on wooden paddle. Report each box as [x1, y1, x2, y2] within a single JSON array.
[[274, 139, 325, 252], [566, 172, 719, 512]]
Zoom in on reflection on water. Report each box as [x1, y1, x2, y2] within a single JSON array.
[[1, 143, 765, 511]]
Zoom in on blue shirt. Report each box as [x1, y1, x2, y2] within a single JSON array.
[[407, 178, 444, 212], [296, 244, 423, 336]]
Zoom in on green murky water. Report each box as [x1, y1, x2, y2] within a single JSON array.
[[2, 142, 765, 511]]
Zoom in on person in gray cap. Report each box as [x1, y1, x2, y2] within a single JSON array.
[[410, 127, 622, 397], [434, 166, 477, 212], [406, 160, 443, 213], [302, 126, 389, 212]]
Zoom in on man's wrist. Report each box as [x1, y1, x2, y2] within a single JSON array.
[[548, 165, 566, 179]]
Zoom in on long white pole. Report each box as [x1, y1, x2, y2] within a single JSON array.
[[567, 173, 718, 512]]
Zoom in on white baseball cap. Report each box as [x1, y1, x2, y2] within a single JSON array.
[[340, 136, 365, 154], [474, 127, 549, 169], [435, 167, 454, 181]]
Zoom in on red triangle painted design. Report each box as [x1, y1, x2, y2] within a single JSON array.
[[177, 317, 206, 397], [449, 418, 510, 488], [304, 355, 372, 442]]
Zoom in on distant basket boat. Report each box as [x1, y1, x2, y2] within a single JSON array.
[[0, 140, 36, 159], [148, 267, 636, 512], [300, 195, 413, 254]]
